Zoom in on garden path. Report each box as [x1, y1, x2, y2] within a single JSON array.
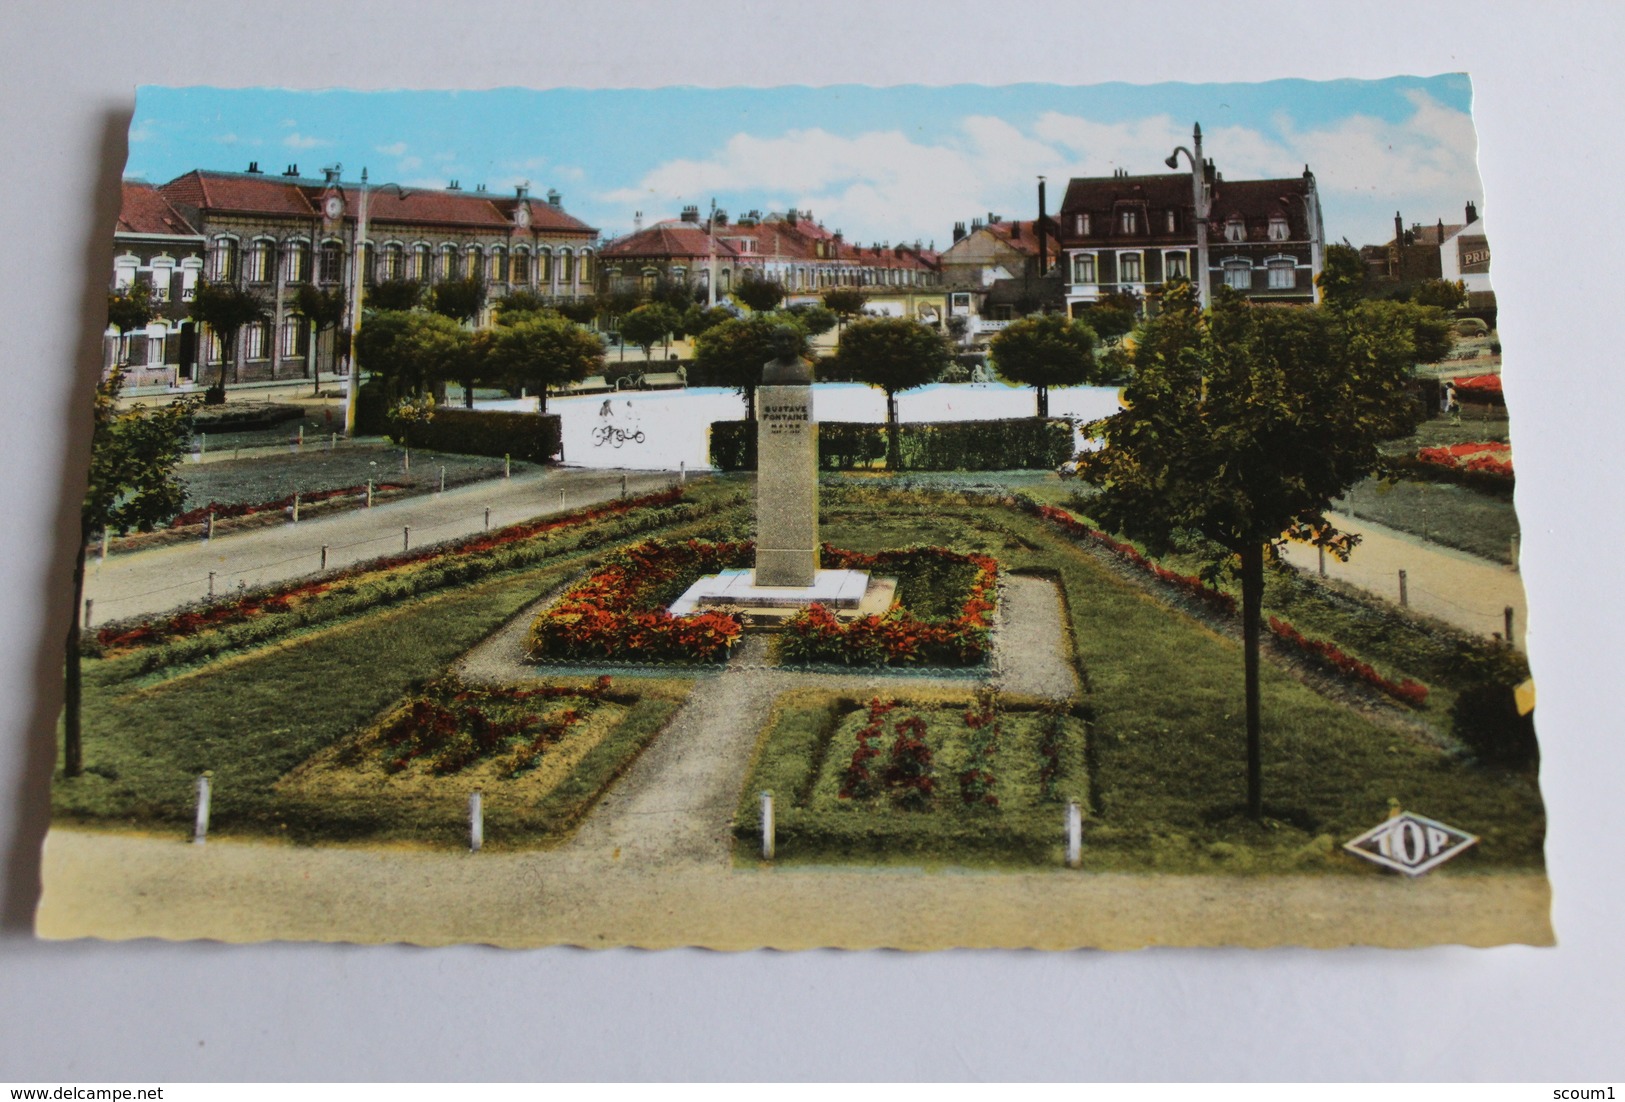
[[81, 467, 685, 626], [1277, 510, 1529, 648], [455, 576, 1077, 869]]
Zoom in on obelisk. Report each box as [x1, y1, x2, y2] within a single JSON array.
[[754, 326, 818, 586]]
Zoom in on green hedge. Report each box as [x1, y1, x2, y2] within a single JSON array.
[[393, 408, 563, 464], [709, 417, 1075, 471]]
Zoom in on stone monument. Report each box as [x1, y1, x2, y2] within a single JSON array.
[[668, 325, 896, 626]]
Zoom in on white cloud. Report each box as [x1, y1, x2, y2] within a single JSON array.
[[375, 141, 409, 157], [593, 91, 1481, 245], [128, 122, 154, 143], [397, 155, 423, 172], [284, 132, 332, 150], [212, 133, 242, 145], [279, 118, 297, 129]]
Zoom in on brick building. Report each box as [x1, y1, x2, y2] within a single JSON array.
[[1057, 165, 1325, 315], [110, 163, 599, 388], [107, 181, 206, 387]]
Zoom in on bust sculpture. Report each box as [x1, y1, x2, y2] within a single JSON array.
[[762, 324, 811, 385]]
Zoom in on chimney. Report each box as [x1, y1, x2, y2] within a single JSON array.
[[1466, 200, 1478, 224], [680, 205, 699, 223], [1394, 211, 1403, 244], [515, 183, 529, 199], [246, 161, 261, 174], [1437, 218, 1445, 243], [1037, 177, 1049, 275], [323, 164, 342, 185], [284, 164, 299, 177], [786, 210, 798, 226], [952, 221, 966, 242], [633, 210, 644, 233], [546, 188, 562, 208], [448, 179, 461, 190], [1012, 221, 1021, 239], [476, 183, 486, 192], [971, 217, 983, 231], [714, 208, 727, 225]]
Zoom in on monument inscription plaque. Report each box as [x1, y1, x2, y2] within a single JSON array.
[[755, 385, 818, 586]]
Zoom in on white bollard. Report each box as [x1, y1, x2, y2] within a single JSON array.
[[559, 489, 566, 510], [1317, 544, 1326, 577], [439, 465, 446, 493], [620, 474, 628, 499], [469, 790, 484, 853], [208, 571, 216, 599], [199, 431, 206, 456], [1398, 569, 1409, 607], [297, 424, 304, 447], [504, 453, 511, 479], [366, 480, 374, 508], [403, 526, 411, 552], [292, 492, 300, 523], [1510, 533, 1521, 573], [330, 432, 336, 451], [206, 511, 215, 541], [193, 773, 212, 844], [760, 791, 775, 860], [679, 460, 686, 485], [403, 446, 411, 472], [1066, 801, 1083, 868]]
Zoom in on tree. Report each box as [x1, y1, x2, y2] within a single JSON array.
[[106, 282, 154, 364], [692, 313, 808, 418], [1411, 278, 1468, 311], [648, 275, 695, 311], [496, 289, 552, 319], [480, 312, 603, 413], [294, 285, 346, 382], [1078, 288, 1139, 342], [785, 302, 838, 338], [430, 276, 487, 324], [1077, 282, 1452, 819], [65, 370, 197, 775], [680, 303, 733, 339], [357, 309, 471, 400], [555, 296, 599, 325], [189, 280, 267, 403], [368, 278, 425, 312], [735, 274, 786, 313], [834, 317, 951, 466], [989, 313, 1100, 416], [620, 303, 681, 363], [822, 287, 868, 332], [1316, 242, 1367, 308]]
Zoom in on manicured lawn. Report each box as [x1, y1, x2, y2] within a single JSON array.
[[56, 494, 750, 843], [1334, 476, 1519, 564], [180, 444, 531, 510]]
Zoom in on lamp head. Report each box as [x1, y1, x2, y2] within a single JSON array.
[[1164, 154, 1180, 169]]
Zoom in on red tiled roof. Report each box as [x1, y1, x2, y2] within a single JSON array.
[[601, 223, 741, 260], [117, 181, 200, 236], [161, 170, 317, 216], [982, 220, 1048, 256]]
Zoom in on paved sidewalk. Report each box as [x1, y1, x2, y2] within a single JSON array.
[[82, 467, 688, 625], [1277, 510, 1530, 648]]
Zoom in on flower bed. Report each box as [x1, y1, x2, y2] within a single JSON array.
[[1020, 501, 1237, 617], [1267, 616, 1429, 708], [527, 538, 751, 664], [778, 546, 998, 667], [1417, 441, 1513, 480], [1452, 374, 1504, 404], [92, 487, 693, 656]]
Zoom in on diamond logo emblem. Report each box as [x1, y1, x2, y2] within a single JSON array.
[[1344, 811, 1479, 876]]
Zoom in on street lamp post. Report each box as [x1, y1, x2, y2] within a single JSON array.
[[343, 168, 408, 436], [1165, 123, 1212, 310]]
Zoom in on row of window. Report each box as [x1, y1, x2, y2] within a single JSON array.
[[203, 237, 594, 287], [1069, 250, 1301, 290], [605, 262, 937, 295], [110, 317, 319, 367], [1068, 210, 1292, 242]]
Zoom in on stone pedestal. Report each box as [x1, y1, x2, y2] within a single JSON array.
[[755, 383, 818, 586]]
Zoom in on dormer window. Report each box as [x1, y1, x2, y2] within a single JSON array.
[[1120, 210, 1138, 234], [1073, 213, 1090, 236], [1225, 218, 1246, 243], [1268, 215, 1290, 241], [1166, 210, 1177, 233]]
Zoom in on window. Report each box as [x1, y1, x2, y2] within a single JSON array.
[[538, 249, 552, 282], [1119, 210, 1138, 234], [285, 241, 311, 283], [1267, 259, 1296, 289], [1166, 210, 1177, 233], [1071, 253, 1096, 284], [150, 260, 174, 301], [280, 316, 305, 356], [244, 322, 266, 360], [360, 243, 376, 285], [112, 257, 137, 291], [1224, 261, 1253, 290], [1073, 213, 1090, 236], [1119, 253, 1142, 283], [641, 267, 658, 292], [465, 247, 482, 281], [1165, 251, 1188, 280], [180, 258, 202, 301], [511, 249, 529, 284], [381, 244, 403, 281], [558, 250, 574, 283], [1225, 218, 1246, 243], [410, 244, 430, 281], [437, 245, 456, 280], [147, 325, 166, 367], [208, 238, 238, 281], [578, 251, 592, 282], [719, 266, 731, 291], [318, 241, 343, 284], [245, 240, 273, 283], [1268, 215, 1290, 242], [489, 249, 507, 283]]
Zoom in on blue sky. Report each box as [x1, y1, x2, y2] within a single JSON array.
[[127, 76, 1482, 248]]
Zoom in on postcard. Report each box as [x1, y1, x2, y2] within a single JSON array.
[[36, 77, 1549, 949]]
